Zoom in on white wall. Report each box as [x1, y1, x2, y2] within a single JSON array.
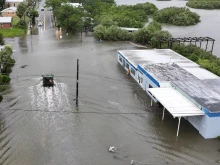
[[199, 115, 220, 139]]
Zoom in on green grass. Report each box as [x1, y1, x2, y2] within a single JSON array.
[[0, 26, 26, 38], [12, 16, 20, 26], [0, 16, 30, 38]]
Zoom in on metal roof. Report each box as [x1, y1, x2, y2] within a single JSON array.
[[148, 88, 205, 118], [119, 27, 139, 31], [118, 49, 199, 68], [2, 7, 17, 12], [183, 67, 219, 80], [143, 63, 198, 82], [172, 79, 220, 113], [61, 3, 83, 8], [0, 17, 12, 23]]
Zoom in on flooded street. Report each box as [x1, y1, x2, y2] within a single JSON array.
[[0, 0, 220, 165]]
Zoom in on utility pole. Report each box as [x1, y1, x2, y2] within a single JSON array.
[[76, 59, 79, 106]]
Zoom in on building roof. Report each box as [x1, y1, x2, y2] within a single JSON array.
[[61, 3, 83, 8], [143, 63, 198, 82], [119, 27, 139, 32], [118, 49, 199, 69], [118, 49, 217, 80], [148, 88, 205, 118], [183, 67, 219, 80], [172, 79, 220, 113], [0, 17, 12, 23], [6, 0, 23, 2], [1, 7, 17, 12]]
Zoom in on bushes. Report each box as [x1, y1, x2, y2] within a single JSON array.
[[172, 44, 220, 76], [133, 21, 172, 46], [94, 25, 133, 41], [0, 95, 2, 102], [133, 2, 158, 15], [153, 7, 200, 26], [0, 75, 11, 84], [186, 0, 220, 9], [94, 21, 172, 48], [96, 2, 158, 28]]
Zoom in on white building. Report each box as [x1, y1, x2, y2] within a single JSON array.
[[118, 49, 220, 139], [5, 0, 25, 7], [61, 3, 83, 8]]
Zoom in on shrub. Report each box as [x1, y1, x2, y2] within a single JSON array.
[[153, 7, 200, 26], [187, 0, 220, 9], [94, 25, 133, 41], [0, 32, 4, 45], [17, 20, 27, 29], [0, 75, 11, 84], [0, 94, 2, 102]]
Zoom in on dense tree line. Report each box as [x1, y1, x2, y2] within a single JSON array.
[[186, 0, 220, 9], [96, 3, 158, 28], [94, 21, 172, 46], [172, 44, 220, 76], [46, 0, 158, 32], [153, 7, 200, 26]]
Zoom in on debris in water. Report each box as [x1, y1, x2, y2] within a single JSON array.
[[20, 65, 28, 68], [108, 146, 116, 153]]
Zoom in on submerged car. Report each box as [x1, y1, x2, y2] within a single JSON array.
[[42, 74, 54, 87]]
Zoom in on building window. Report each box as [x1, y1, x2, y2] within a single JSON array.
[[125, 63, 129, 69], [131, 68, 135, 75], [12, 12, 14, 14], [119, 56, 122, 62], [138, 74, 143, 83]]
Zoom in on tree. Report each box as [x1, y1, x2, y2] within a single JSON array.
[[27, 9, 39, 25], [16, 2, 27, 19], [0, 0, 6, 9], [55, 5, 83, 32], [45, 0, 67, 12], [0, 46, 14, 74], [0, 33, 4, 45]]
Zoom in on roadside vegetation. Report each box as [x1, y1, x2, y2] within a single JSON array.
[[46, 0, 158, 32], [94, 21, 171, 45], [0, 41, 15, 102], [186, 0, 220, 9], [172, 44, 220, 76], [153, 7, 200, 26]]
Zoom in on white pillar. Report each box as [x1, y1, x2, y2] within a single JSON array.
[[150, 99, 153, 107], [162, 107, 165, 120], [176, 117, 181, 137]]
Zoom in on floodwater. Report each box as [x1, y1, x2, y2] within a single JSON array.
[[116, 0, 220, 56], [0, 1, 220, 165]]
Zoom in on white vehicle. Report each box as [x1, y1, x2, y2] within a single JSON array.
[[38, 21, 43, 26]]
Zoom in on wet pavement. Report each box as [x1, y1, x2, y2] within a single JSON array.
[[0, 0, 220, 165]]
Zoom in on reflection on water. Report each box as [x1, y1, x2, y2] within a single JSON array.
[[1, 7, 220, 164], [115, 0, 220, 56], [29, 82, 71, 112]]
